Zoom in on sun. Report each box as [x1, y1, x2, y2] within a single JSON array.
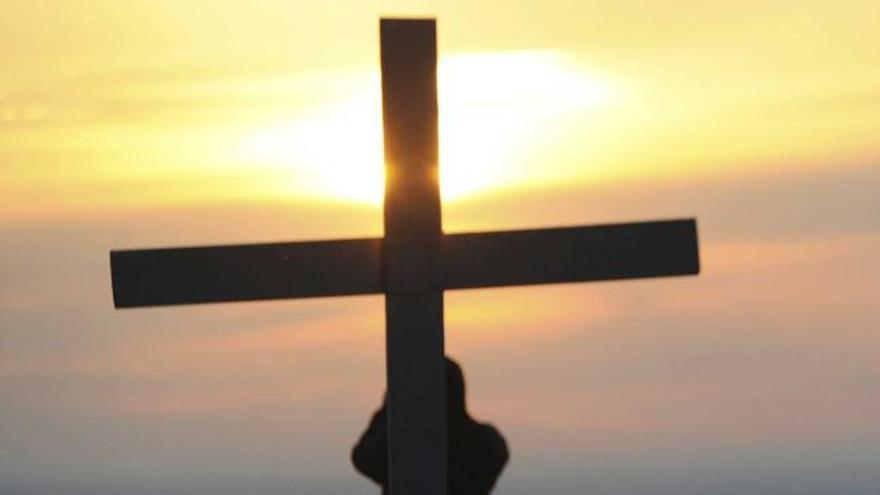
[[234, 51, 617, 205], [236, 91, 385, 204]]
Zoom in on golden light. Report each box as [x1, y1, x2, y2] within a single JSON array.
[[233, 51, 618, 205], [236, 88, 385, 204]]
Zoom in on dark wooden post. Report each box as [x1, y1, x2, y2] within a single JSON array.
[[380, 18, 448, 495]]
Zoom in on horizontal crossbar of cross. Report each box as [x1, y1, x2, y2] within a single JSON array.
[[111, 219, 698, 308]]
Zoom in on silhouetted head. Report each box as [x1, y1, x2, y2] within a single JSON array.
[[445, 357, 467, 423], [352, 355, 509, 494]]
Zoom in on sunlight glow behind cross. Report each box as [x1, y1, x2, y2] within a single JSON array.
[[235, 51, 618, 204]]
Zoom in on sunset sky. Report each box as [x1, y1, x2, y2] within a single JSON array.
[[2, 1, 879, 494]]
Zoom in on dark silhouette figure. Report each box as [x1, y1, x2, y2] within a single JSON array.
[[352, 358, 509, 495]]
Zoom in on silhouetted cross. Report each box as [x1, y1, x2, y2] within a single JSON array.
[[110, 18, 700, 495]]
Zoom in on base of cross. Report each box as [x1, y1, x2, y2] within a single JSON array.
[[352, 357, 509, 495]]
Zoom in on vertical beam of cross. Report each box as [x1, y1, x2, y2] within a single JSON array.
[[380, 19, 448, 495]]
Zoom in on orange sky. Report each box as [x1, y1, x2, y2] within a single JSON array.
[[3, 0, 880, 220], [1, 2, 879, 494]]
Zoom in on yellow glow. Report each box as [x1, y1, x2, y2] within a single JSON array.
[[233, 51, 617, 204], [439, 52, 616, 201], [5, 1, 879, 221], [235, 88, 385, 204]]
